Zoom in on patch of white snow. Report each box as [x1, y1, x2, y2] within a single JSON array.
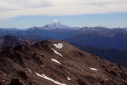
[[67, 77, 71, 80], [90, 67, 97, 71], [52, 48, 62, 57], [53, 43, 63, 49], [35, 72, 67, 85], [53, 19, 59, 22], [51, 58, 61, 64], [26, 68, 32, 73]]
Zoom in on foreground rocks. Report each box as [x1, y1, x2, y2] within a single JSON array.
[[0, 40, 127, 85]]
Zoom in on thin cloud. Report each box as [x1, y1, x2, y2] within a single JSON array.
[[0, 0, 127, 20]]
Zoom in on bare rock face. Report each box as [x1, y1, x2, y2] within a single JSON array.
[[0, 40, 127, 85]]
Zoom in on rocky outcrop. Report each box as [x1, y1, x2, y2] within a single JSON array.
[[0, 35, 39, 51], [0, 40, 127, 85]]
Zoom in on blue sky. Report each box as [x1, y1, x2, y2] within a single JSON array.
[[0, 0, 127, 29]]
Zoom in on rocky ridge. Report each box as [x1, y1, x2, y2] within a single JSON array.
[[0, 40, 127, 85], [0, 35, 39, 51]]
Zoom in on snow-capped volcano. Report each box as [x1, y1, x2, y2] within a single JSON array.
[[52, 19, 59, 23], [43, 19, 70, 29], [29, 19, 79, 30]]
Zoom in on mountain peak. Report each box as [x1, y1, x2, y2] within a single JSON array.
[[52, 19, 59, 23], [41, 20, 69, 29], [51, 19, 61, 25]]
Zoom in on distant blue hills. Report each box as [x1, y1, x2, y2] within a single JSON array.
[[0, 20, 127, 50]]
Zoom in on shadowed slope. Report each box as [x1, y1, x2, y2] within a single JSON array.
[[0, 40, 127, 85]]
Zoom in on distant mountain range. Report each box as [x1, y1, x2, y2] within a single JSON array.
[[0, 20, 127, 50], [66, 27, 127, 50]]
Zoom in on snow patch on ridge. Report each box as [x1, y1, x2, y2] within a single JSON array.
[[67, 77, 71, 80], [52, 48, 62, 57], [90, 67, 97, 71], [35, 72, 67, 85], [26, 68, 32, 73], [51, 58, 61, 64], [53, 43, 63, 49]]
